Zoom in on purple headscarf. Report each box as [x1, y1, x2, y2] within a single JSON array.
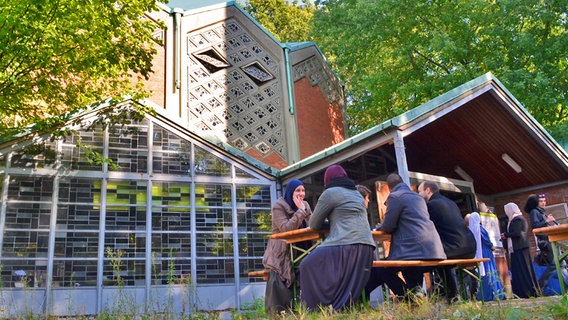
[[323, 164, 348, 187]]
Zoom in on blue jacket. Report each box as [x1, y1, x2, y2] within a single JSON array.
[[379, 183, 446, 260]]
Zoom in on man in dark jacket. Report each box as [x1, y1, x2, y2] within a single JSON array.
[[418, 180, 476, 301], [365, 173, 446, 299]]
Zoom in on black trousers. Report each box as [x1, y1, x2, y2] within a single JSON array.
[[365, 266, 434, 298]]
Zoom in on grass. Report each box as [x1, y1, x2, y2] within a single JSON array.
[[234, 294, 568, 320], [3, 250, 567, 319], [1, 294, 567, 319]]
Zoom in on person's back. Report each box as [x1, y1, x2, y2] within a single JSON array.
[[418, 181, 476, 302], [310, 185, 376, 247], [365, 174, 445, 299], [426, 192, 476, 258], [300, 165, 376, 311], [380, 182, 446, 260]]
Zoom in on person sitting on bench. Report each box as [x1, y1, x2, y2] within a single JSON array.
[[365, 173, 446, 300], [418, 180, 477, 302]]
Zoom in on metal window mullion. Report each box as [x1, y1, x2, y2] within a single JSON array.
[[44, 137, 63, 315], [230, 165, 241, 310], [96, 125, 110, 313], [0, 150, 11, 258], [144, 120, 154, 308], [190, 142, 197, 308], [45, 175, 60, 315]]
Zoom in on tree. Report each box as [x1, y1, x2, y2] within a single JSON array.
[[241, 0, 315, 42], [0, 0, 162, 133], [310, 0, 567, 141]]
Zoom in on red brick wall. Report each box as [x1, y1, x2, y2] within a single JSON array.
[[490, 183, 568, 296], [294, 78, 346, 159], [493, 184, 568, 253], [244, 148, 288, 170], [140, 37, 166, 108]]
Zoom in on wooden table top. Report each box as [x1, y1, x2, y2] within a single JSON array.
[[269, 227, 391, 244], [532, 224, 568, 242]]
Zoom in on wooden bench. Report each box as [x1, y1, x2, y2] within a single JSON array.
[[250, 259, 488, 281], [372, 258, 489, 268], [372, 258, 490, 301], [248, 269, 269, 280]]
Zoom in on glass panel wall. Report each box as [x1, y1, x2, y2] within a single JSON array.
[[0, 112, 274, 293]]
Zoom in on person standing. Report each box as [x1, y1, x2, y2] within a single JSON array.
[[466, 212, 505, 301], [365, 173, 446, 300], [418, 181, 476, 301], [525, 193, 557, 266], [501, 202, 539, 298], [299, 165, 376, 310], [262, 179, 311, 314]]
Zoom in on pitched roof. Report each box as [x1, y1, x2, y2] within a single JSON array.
[[279, 72, 568, 195]]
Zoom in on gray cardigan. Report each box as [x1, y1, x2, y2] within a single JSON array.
[[309, 186, 376, 248]]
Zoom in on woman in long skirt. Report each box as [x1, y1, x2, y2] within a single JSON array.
[[299, 165, 376, 310], [501, 203, 539, 298]]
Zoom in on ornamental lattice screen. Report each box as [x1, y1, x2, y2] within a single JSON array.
[[186, 18, 286, 160]]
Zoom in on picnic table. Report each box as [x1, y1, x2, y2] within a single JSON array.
[[266, 228, 390, 301], [252, 227, 486, 301], [532, 224, 568, 295]]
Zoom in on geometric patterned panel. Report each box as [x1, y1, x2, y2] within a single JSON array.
[[186, 18, 286, 160], [293, 55, 343, 104]]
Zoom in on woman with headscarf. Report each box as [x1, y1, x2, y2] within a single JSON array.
[[501, 202, 539, 298], [262, 179, 311, 314], [299, 165, 376, 310], [525, 193, 557, 266], [467, 212, 505, 301]]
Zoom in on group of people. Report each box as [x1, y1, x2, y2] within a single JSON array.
[[500, 193, 564, 299], [364, 175, 479, 303], [262, 165, 560, 314], [262, 164, 376, 313]]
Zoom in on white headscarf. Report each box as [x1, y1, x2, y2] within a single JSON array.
[[504, 202, 523, 254], [468, 212, 485, 276]]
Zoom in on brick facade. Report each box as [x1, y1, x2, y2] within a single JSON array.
[[295, 78, 346, 159], [493, 184, 568, 254], [145, 40, 166, 108]]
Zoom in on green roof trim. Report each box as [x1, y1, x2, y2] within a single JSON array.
[[159, 0, 234, 12]]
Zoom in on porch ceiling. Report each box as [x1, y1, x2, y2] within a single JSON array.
[[403, 91, 568, 195]]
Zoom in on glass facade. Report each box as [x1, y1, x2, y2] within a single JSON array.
[[0, 113, 274, 292]]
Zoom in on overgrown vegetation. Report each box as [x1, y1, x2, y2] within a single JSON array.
[[2, 281, 567, 320], [238, 295, 568, 320], [243, 0, 568, 143]]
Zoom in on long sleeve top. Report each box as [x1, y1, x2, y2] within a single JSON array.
[[309, 186, 376, 248], [262, 197, 311, 287]]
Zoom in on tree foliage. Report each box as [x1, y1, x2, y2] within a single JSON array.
[[241, 0, 315, 42], [0, 0, 162, 133], [310, 0, 567, 141]]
